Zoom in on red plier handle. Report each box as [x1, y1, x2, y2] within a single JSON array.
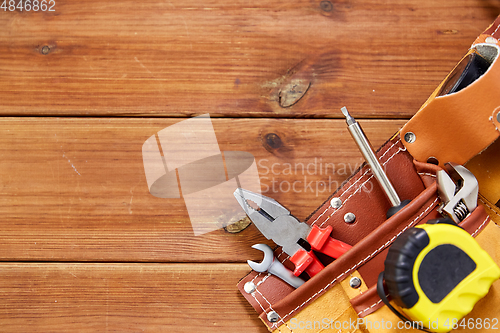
[[290, 225, 352, 277], [308, 225, 352, 258], [290, 249, 324, 277]]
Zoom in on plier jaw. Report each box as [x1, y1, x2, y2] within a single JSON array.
[[233, 188, 311, 259], [233, 188, 290, 223]]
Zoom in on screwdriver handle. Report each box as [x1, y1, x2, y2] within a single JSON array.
[[290, 249, 324, 277], [307, 225, 352, 258]]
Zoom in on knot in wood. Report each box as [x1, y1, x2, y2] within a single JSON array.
[[278, 79, 311, 108], [265, 133, 283, 149]]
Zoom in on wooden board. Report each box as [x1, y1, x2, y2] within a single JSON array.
[[0, 118, 406, 262], [0, 263, 268, 332], [0, 0, 498, 118]]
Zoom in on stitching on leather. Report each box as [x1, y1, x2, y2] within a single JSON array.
[[317, 144, 407, 228], [489, 116, 500, 133], [356, 297, 387, 316], [276, 250, 286, 260], [283, 322, 295, 332], [418, 172, 436, 178], [250, 272, 264, 284], [248, 273, 271, 313], [251, 292, 267, 312], [277, 250, 290, 263], [472, 216, 491, 237], [479, 198, 500, 226], [471, 216, 490, 237], [256, 289, 281, 329], [272, 197, 439, 329], [493, 21, 500, 37], [281, 255, 291, 263], [256, 288, 273, 308], [256, 273, 271, 287], [257, 289, 296, 332], [310, 139, 402, 227]]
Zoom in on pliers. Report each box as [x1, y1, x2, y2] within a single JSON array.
[[234, 188, 352, 278]]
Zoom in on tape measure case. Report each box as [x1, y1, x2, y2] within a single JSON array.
[[384, 222, 500, 332]]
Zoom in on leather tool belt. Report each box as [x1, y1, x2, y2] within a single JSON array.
[[237, 15, 500, 333]]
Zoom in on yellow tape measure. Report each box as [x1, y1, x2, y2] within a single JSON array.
[[381, 219, 500, 332]]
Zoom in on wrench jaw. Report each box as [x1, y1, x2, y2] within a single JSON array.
[[247, 244, 275, 273], [445, 163, 479, 213], [247, 243, 306, 289], [437, 162, 479, 223]]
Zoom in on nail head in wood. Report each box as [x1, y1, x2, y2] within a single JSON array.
[[41, 46, 50, 55]]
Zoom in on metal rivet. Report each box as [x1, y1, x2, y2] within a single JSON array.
[[404, 132, 416, 144], [330, 197, 342, 209], [267, 311, 280, 323], [349, 277, 362, 289], [244, 281, 256, 294], [344, 212, 356, 223], [41, 45, 50, 55], [486, 36, 498, 44]]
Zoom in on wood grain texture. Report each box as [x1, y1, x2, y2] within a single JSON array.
[[0, 0, 498, 117], [1, 1, 498, 331], [0, 263, 267, 333], [0, 117, 405, 262]]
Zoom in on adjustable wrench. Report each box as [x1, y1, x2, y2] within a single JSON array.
[[437, 162, 479, 223]]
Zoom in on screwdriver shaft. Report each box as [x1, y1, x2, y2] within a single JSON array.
[[341, 107, 402, 207]]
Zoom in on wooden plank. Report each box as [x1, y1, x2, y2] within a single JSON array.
[[0, 0, 497, 117], [0, 117, 406, 262], [0, 263, 266, 332]]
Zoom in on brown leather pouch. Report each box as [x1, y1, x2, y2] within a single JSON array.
[[401, 16, 500, 167], [238, 137, 493, 332], [237, 15, 500, 333]]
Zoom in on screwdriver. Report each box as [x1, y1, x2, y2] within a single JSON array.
[[341, 107, 409, 218]]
